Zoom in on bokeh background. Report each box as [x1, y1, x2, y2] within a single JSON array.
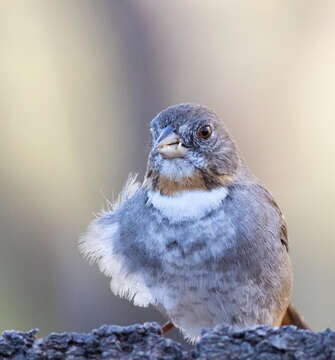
[[1, 0, 335, 342]]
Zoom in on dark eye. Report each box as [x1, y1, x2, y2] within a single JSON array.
[[198, 125, 212, 139]]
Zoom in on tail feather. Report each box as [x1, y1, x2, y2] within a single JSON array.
[[281, 304, 310, 330]]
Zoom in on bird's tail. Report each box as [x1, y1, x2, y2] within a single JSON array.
[[280, 304, 310, 329]]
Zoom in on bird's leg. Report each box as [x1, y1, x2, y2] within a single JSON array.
[[161, 321, 175, 334]]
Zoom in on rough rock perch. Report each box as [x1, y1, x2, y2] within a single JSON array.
[[0, 323, 334, 359]]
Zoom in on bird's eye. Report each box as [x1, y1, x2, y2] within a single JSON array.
[[198, 125, 212, 139]]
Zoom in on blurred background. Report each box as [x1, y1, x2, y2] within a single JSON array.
[[1, 0, 334, 343]]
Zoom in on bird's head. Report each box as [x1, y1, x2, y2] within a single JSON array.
[[145, 103, 240, 195]]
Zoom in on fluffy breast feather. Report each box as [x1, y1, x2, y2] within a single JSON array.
[[79, 174, 291, 342], [78, 174, 155, 307]]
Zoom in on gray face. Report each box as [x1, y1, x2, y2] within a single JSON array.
[[147, 103, 239, 180]]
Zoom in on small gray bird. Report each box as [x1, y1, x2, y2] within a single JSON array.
[[79, 103, 308, 341]]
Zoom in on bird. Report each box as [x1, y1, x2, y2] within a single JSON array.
[[79, 103, 309, 342]]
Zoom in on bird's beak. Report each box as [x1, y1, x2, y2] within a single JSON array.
[[155, 125, 187, 159]]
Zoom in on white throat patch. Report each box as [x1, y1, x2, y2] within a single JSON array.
[[147, 187, 228, 222], [159, 158, 195, 181]]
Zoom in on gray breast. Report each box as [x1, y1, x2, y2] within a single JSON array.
[[97, 183, 291, 340]]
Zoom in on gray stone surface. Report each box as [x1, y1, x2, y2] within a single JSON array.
[[0, 323, 334, 359]]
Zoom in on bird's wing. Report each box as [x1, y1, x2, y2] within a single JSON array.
[[254, 184, 289, 252]]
